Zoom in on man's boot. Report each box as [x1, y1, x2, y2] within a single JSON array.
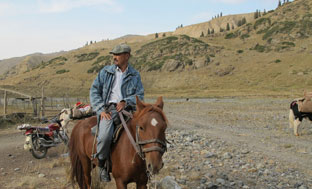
[[98, 159, 111, 182]]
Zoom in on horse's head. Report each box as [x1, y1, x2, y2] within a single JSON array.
[[134, 96, 168, 175], [59, 108, 72, 129]]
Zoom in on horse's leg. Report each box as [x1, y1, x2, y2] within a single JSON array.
[[80, 156, 92, 189], [294, 118, 301, 136], [289, 109, 295, 128], [115, 178, 127, 189], [136, 182, 147, 189]]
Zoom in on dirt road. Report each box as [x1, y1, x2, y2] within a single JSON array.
[[1, 98, 312, 188]]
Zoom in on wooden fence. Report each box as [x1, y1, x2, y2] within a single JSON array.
[[0, 87, 90, 119]]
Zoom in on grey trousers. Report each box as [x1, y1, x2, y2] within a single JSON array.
[[96, 105, 118, 160]]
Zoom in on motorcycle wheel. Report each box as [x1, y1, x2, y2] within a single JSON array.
[[31, 136, 48, 159]]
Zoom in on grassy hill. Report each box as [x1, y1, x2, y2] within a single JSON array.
[[0, 0, 311, 98], [0, 52, 65, 78]]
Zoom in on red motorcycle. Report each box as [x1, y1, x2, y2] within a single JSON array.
[[17, 118, 69, 159]]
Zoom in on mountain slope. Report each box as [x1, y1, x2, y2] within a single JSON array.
[[0, 0, 311, 98], [173, 13, 255, 37], [0, 52, 65, 79]]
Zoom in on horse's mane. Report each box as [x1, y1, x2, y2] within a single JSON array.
[[133, 104, 168, 126]]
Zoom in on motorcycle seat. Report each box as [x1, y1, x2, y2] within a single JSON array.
[[37, 127, 50, 132]]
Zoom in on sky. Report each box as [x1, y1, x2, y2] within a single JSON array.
[[0, 0, 281, 60]]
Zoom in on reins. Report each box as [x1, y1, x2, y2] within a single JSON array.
[[119, 111, 145, 159], [119, 110, 167, 161]]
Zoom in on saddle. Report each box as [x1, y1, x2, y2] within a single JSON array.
[[90, 111, 132, 143], [90, 111, 132, 173]]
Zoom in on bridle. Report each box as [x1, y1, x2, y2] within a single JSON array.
[[135, 125, 167, 160], [119, 110, 167, 161]]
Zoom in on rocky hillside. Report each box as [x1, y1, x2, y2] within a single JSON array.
[[0, 0, 311, 98], [226, 0, 312, 52], [132, 35, 221, 72]]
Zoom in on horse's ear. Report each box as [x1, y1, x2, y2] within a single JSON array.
[[136, 96, 145, 112], [155, 96, 164, 110]]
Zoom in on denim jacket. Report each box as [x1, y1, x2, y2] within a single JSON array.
[[90, 64, 144, 115]]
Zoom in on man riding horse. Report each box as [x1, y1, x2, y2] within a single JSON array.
[[90, 43, 144, 182]]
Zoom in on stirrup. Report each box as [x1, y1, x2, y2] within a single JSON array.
[[99, 167, 111, 182]]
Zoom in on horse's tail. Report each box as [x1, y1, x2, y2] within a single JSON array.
[[69, 124, 86, 189]]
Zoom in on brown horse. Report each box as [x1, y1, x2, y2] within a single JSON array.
[[69, 96, 168, 189]]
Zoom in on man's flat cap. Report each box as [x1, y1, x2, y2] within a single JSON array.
[[109, 44, 131, 54]]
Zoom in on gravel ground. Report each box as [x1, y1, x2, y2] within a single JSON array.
[[1, 97, 312, 188]]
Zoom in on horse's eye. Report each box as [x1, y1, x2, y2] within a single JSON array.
[[139, 126, 144, 131]]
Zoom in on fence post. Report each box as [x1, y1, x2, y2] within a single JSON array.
[[41, 86, 45, 118], [4, 90, 7, 118], [50, 98, 53, 110], [31, 97, 37, 117]]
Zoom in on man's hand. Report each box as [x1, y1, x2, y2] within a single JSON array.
[[116, 101, 126, 112], [100, 111, 112, 120]]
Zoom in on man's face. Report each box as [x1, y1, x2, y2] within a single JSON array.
[[113, 53, 129, 68]]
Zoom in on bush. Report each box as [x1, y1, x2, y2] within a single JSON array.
[[75, 52, 99, 62], [50, 56, 67, 62], [262, 21, 297, 40], [300, 19, 312, 36], [237, 50, 244, 54], [267, 38, 273, 44], [93, 55, 111, 65], [253, 44, 266, 52], [147, 62, 164, 72], [87, 65, 105, 73], [33, 56, 67, 69], [225, 33, 237, 39], [254, 18, 271, 30], [262, 26, 279, 40], [181, 35, 191, 41], [281, 41, 295, 47], [205, 55, 211, 63], [275, 59, 281, 63], [186, 59, 193, 66], [56, 69, 69, 74], [240, 34, 250, 39]]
